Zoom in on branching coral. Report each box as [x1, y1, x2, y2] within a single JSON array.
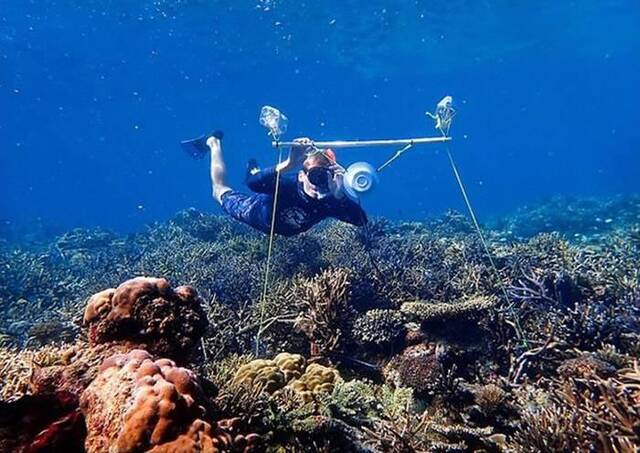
[[352, 309, 406, 348], [514, 363, 640, 452], [293, 268, 355, 357]]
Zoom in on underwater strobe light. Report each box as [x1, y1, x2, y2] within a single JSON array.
[[343, 162, 379, 201]]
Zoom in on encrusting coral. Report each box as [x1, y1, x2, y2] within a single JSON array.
[[383, 343, 446, 396]]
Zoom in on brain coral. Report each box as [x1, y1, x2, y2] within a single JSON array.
[[83, 277, 208, 360], [80, 349, 221, 453]]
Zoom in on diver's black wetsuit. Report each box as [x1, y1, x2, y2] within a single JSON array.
[[221, 166, 367, 236]]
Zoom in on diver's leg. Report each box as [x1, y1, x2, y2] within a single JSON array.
[[220, 191, 272, 235], [208, 136, 232, 203]]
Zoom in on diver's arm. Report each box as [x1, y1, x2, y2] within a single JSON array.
[[276, 137, 313, 173]]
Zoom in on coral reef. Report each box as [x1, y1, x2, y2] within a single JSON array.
[[1, 196, 639, 451]]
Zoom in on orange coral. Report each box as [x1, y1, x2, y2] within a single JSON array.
[[83, 288, 116, 324], [81, 349, 214, 452]]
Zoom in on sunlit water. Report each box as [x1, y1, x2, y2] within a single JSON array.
[[1, 0, 639, 234]]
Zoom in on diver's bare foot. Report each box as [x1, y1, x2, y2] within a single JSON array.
[[206, 136, 221, 150]]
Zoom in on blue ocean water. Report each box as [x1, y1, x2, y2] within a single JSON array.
[[1, 0, 639, 234]]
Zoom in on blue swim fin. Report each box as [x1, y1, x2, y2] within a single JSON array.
[[180, 130, 224, 159]]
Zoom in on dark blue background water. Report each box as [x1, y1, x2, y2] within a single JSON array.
[[2, 1, 639, 233]]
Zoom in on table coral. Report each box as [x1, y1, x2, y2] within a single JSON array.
[[400, 295, 496, 322], [83, 277, 208, 360]]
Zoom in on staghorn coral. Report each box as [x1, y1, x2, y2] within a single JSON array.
[[514, 363, 640, 452], [293, 268, 355, 357], [400, 295, 496, 322], [352, 309, 406, 348], [83, 277, 208, 360]]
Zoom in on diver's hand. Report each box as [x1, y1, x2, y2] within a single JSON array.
[[289, 137, 314, 164], [329, 164, 345, 198]]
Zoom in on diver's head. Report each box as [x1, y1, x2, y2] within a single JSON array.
[[299, 150, 335, 199]]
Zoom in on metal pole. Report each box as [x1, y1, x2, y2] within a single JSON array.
[[271, 136, 451, 149]]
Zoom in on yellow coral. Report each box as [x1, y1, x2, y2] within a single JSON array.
[[287, 363, 341, 402], [232, 353, 307, 394], [273, 352, 306, 381], [233, 359, 285, 393], [229, 352, 342, 402]]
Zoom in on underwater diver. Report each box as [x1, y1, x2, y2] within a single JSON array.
[[202, 132, 367, 236]]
